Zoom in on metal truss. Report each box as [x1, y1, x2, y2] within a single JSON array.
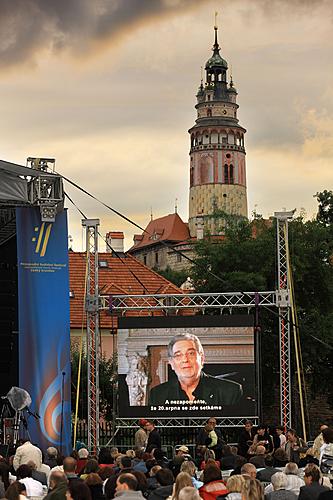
[[275, 211, 294, 430], [82, 219, 100, 453], [102, 291, 277, 312], [27, 157, 64, 222], [115, 417, 259, 428]]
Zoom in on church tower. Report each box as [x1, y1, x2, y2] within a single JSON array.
[[188, 24, 248, 238]]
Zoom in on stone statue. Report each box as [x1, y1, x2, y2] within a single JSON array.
[[126, 353, 148, 406]]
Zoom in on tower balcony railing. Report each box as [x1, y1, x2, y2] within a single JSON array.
[[190, 143, 245, 153]]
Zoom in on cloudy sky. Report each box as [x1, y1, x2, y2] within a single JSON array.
[[1, 0, 332, 250]]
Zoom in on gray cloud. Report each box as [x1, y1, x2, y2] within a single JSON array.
[[1, 0, 331, 68]]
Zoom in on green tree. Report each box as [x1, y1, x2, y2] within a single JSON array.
[[154, 265, 189, 288], [71, 348, 116, 421]]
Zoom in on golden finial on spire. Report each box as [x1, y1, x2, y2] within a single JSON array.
[[150, 207, 153, 221], [175, 198, 178, 214]]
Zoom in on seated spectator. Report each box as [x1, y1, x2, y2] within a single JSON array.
[[76, 450, 89, 476], [180, 461, 203, 489], [64, 457, 82, 483], [16, 464, 44, 498], [249, 445, 266, 469], [86, 473, 104, 500], [265, 472, 297, 499], [298, 463, 329, 500], [132, 471, 148, 498], [115, 473, 144, 500], [81, 460, 99, 480], [147, 469, 174, 500], [5, 481, 27, 500], [67, 479, 92, 500], [219, 446, 238, 471], [178, 486, 201, 500], [133, 451, 148, 475], [255, 455, 279, 482], [265, 462, 304, 497], [45, 448, 58, 469], [240, 478, 263, 500], [224, 474, 245, 500], [147, 465, 162, 491], [200, 450, 220, 471], [126, 451, 136, 460], [44, 471, 67, 500], [27, 460, 47, 485], [275, 426, 286, 449], [199, 464, 228, 500], [248, 425, 273, 455], [171, 473, 193, 500], [153, 449, 169, 469], [240, 463, 256, 480], [272, 448, 288, 468], [283, 429, 307, 465]]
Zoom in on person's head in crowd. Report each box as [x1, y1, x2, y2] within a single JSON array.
[[240, 463, 256, 479], [0, 460, 10, 489], [84, 459, 99, 475], [273, 448, 288, 464], [167, 334, 205, 390], [145, 421, 156, 433], [98, 448, 113, 465], [202, 464, 222, 484], [98, 466, 115, 482], [264, 455, 274, 468], [205, 423, 213, 433], [27, 460, 37, 471], [276, 426, 284, 436], [256, 424, 266, 437], [49, 471, 68, 490], [173, 472, 193, 500], [271, 472, 288, 491], [207, 417, 217, 428], [120, 456, 132, 470], [303, 463, 321, 485], [254, 445, 266, 456], [5, 481, 26, 500], [230, 446, 238, 455], [16, 464, 32, 479], [180, 461, 196, 478], [241, 478, 263, 500], [85, 473, 103, 486], [156, 468, 174, 486], [203, 449, 215, 462], [131, 470, 148, 494], [221, 445, 233, 457], [145, 459, 158, 474], [234, 455, 246, 470], [205, 458, 217, 468], [63, 457, 77, 474], [115, 454, 124, 468], [226, 475, 245, 493], [78, 449, 89, 460], [178, 486, 201, 500], [284, 462, 299, 475], [47, 447, 58, 459], [71, 450, 79, 460], [126, 450, 135, 459], [322, 427, 333, 444], [116, 473, 138, 493], [138, 419, 148, 429], [319, 423, 329, 432], [244, 420, 253, 432], [149, 465, 162, 477], [110, 448, 119, 459], [66, 480, 92, 500], [135, 450, 144, 461], [286, 428, 297, 441], [176, 446, 189, 457]]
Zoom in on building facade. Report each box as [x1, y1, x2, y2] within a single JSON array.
[[188, 25, 248, 237]]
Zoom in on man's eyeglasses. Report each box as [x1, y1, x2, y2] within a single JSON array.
[[171, 349, 198, 361]]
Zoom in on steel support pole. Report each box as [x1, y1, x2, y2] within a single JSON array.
[[82, 219, 100, 453]]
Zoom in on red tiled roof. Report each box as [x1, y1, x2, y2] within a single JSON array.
[[69, 252, 183, 328], [128, 213, 190, 252]]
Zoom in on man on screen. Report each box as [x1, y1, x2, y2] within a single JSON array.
[[148, 333, 242, 407]]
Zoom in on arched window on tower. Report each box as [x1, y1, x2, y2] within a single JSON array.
[[207, 108, 212, 117], [224, 164, 234, 185]]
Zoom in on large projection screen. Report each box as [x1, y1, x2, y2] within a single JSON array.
[[118, 315, 257, 418]]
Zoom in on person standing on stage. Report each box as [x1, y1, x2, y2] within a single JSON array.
[[145, 421, 161, 453]]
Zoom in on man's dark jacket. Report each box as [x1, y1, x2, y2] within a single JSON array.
[[148, 485, 173, 500], [149, 372, 242, 406], [146, 429, 161, 452], [298, 483, 329, 500], [44, 481, 67, 500]]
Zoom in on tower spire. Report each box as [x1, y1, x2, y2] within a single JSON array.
[[213, 11, 220, 55]]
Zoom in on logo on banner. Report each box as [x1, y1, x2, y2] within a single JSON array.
[[32, 223, 52, 257]]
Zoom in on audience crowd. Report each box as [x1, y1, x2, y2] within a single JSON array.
[[0, 419, 332, 500]]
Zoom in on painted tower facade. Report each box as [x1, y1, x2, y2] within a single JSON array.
[[188, 26, 248, 237]]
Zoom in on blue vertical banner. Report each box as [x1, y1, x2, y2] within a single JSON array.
[[16, 207, 71, 454]]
